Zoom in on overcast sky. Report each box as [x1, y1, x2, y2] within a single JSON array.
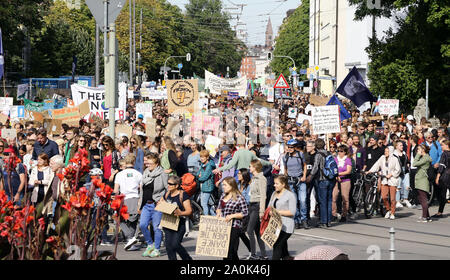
[[167, 0, 301, 46]]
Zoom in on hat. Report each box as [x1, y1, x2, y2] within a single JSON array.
[[287, 139, 298, 146], [138, 114, 144, 119], [295, 246, 347, 260], [407, 115, 414, 121], [219, 145, 230, 153]]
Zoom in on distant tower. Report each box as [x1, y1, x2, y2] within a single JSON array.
[[265, 17, 273, 49]]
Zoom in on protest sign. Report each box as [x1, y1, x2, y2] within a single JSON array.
[[136, 102, 152, 123], [297, 113, 312, 125], [154, 201, 179, 231], [205, 70, 247, 97], [261, 208, 282, 248], [378, 99, 399, 116], [116, 124, 132, 138], [253, 96, 273, 108], [0, 97, 13, 113], [166, 80, 198, 115], [71, 83, 127, 120], [43, 119, 62, 135], [195, 216, 232, 258], [368, 115, 384, 121], [197, 98, 209, 111], [145, 118, 156, 138], [288, 108, 297, 119], [10, 106, 25, 119], [309, 94, 329, 106], [140, 88, 167, 99], [24, 99, 45, 112], [205, 135, 221, 157], [1, 129, 17, 140], [267, 88, 274, 103], [166, 118, 181, 136], [24, 110, 44, 123], [227, 92, 239, 100], [311, 105, 341, 135], [190, 114, 221, 139], [78, 100, 90, 118], [52, 107, 80, 124]]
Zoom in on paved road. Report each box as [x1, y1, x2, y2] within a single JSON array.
[[105, 205, 449, 260]]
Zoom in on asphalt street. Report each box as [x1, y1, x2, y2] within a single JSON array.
[[104, 205, 449, 260]]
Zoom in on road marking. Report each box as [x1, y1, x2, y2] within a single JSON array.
[[292, 231, 340, 242]]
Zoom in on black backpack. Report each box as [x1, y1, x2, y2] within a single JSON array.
[[438, 151, 450, 187]]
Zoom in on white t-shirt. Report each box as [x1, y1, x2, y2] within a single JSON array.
[[115, 168, 143, 199]]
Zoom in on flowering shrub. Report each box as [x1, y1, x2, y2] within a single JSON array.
[[0, 149, 128, 260]]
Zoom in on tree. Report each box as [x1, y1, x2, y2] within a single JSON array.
[[181, 0, 246, 78], [349, 0, 450, 115], [271, 0, 309, 78]]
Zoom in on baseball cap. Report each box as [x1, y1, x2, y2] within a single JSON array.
[[138, 114, 144, 119], [407, 115, 414, 121], [287, 139, 298, 146], [219, 145, 230, 153]]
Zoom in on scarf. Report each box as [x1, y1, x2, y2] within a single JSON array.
[[142, 165, 164, 186], [337, 155, 347, 168]]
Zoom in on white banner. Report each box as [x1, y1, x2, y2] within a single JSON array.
[[267, 88, 274, 103], [70, 83, 127, 120], [140, 88, 167, 99], [297, 113, 312, 125], [288, 107, 297, 119], [205, 70, 247, 97], [311, 105, 341, 135], [136, 102, 153, 123], [378, 99, 399, 116]]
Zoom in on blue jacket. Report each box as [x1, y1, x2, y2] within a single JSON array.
[[133, 148, 145, 173], [33, 139, 59, 160], [426, 141, 442, 165], [197, 159, 216, 193]]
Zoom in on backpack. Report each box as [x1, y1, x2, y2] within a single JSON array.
[[393, 154, 405, 179], [438, 151, 450, 187], [181, 173, 197, 197], [318, 152, 339, 180]]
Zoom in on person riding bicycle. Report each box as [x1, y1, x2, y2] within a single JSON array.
[[368, 146, 401, 220]]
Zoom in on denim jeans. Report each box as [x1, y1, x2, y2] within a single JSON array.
[[201, 192, 216, 216], [316, 179, 334, 224], [139, 203, 163, 250], [163, 222, 192, 260], [289, 180, 307, 223], [396, 175, 410, 201]]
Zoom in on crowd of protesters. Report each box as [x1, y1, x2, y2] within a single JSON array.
[[0, 92, 449, 260]]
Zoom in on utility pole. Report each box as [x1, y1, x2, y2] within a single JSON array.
[[129, 0, 132, 85], [105, 23, 118, 139], [95, 24, 100, 86], [138, 8, 142, 86], [133, 0, 136, 84]]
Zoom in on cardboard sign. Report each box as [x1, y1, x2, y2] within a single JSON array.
[[368, 115, 384, 121], [25, 110, 44, 123], [309, 94, 329, 106], [0, 114, 8, 125], [1, 128, 17, 140], [10, 106, 25, 119], [146, 118, 157, 138], [167, 80, 199, 115], [253, 96, 273, 108], [116, 124, 132, 138], [52, 107, 80, 124], [288, 107, 297, 119], [78, 99, 90, 118], [311, 105, 341, 135], [43, 119, 62, 135], [190, 114, 221, 139], [261, 209, 282, 248], [195, 216, 232, 258], [166, 118, 180, 136], [378, 99, 399, 116], [155, 201, 180, 231]]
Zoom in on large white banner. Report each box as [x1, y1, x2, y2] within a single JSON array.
[[136, 102, 153, 123], [71, 83, 127, 120], [311, 105, 341, 135], [205, 70, 247, 97]]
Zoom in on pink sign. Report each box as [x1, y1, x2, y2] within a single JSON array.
[[190, 114, 221, 138]]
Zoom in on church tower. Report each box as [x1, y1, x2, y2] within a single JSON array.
[[265, 17, 273, 49]]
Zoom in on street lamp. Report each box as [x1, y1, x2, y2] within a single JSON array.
[[164, 53, 191, 83]]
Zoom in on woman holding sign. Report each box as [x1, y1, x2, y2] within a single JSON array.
[[216, 177, 248, 261], [159, 175, 193, 260], [268, 175, 296, 260]]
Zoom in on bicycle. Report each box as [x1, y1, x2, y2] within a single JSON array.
[[364, 172, 386, 217], [351, 171, 366, 214]]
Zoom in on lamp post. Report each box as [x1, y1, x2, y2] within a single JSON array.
[[163, 53, 191, 83]]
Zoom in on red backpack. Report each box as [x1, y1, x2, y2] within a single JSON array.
[[181, 173, 197, 197]]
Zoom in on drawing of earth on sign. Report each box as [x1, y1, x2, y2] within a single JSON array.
[[169, 81, 195, 108]]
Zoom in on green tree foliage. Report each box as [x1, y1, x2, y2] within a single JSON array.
[[271, 0, 309, 78], [349, 0, 450, 115], [181, 0, 246, 78], [0, 0, 51, 78]]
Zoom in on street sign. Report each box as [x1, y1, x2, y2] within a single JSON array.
[[160, 66, 171, 71], [300, 69, 307, 75], [274, 74, 290, 89], [186, 53, 191, 62], [178, 63, 183, 69], [298, 81, 304, 87], [86, 0, 126, 30]]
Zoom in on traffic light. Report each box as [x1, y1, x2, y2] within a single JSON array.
[[267, 52, 273, 61]]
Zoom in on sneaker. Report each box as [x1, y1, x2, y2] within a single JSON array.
[[396, 202, 403, 209], [142, 244, 155, 257], [124, 236, 138, 250], [149, 248, 161, 258], [127, 244, 141, 251], [389, 214, 395, 220], [295, 223, 301, 229], [302, 220, 310, 230], [259, 256, 269, 260], [327, 222, 332, 227], [417, 217, 429, 223], [340, 217, 347, 223], [404, 200, 413, 208], [246, 255, 259, 260], [317, 223, 327, 229], [331, 216, 338, 222], [384, 211, 391, 219]]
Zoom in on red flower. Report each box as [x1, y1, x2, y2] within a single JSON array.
[[61, 202, 72, 212], [26, 216, 34, 225], [1, 230, 9, 237], [38, 217, 45, 230], [56, 173, 65, 181], [120, 205, 129, 220]]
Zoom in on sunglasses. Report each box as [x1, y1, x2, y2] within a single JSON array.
[[3, 153, 9, 156], [168, 182, 177, 186], [330, 146, 336, 148]]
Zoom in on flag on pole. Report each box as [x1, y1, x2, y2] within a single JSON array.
[[373, 95, 381, 114], [327, 94, 351, 120], [0, 28, 4, 80], [72, 55, 77, 83], [336, 66, 376, 107]]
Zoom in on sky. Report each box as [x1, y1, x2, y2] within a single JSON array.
[[167, 0, 301, 46]]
